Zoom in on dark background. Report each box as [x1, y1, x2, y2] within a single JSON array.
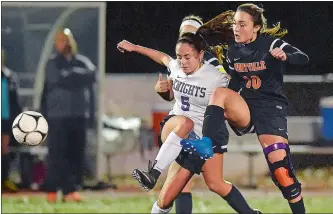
[[106, 2, 333, 116], [106, 1, 333, 75]]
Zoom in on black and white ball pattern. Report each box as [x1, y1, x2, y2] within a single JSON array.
[[12, 111, 48, 146]]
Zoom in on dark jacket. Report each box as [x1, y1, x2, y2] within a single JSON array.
[[41, 53, 96, 120]]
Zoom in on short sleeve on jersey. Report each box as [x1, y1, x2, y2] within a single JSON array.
[[167, 59, 179, 80]]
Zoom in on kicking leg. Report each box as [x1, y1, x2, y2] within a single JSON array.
[[133, 115, 193, 190], [151, 166, 193, 214], [182, 88, 250, 158], [165, 162, 193, 214]]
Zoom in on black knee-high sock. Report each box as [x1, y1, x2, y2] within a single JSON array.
[[2, 154, 10, 182], [175, 192, 192, 214], [289, 198, 306, 214], [222, 185, 255, 214], [202, 105, 229, 144]]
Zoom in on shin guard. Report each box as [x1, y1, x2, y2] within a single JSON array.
[[263, 143, 302, 200]]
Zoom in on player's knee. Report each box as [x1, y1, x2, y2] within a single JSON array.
[[158, 193, 174, 209], [263, 142, 302, 200], [209, 87, 228, 107], [182, 180, 192, 192], [205, 179, 228, 194], [175, 117, 194, 134]]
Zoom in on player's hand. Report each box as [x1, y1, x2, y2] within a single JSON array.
[[117, 40, 136, 53], [155, 73, 170, 93], [270, 47, 287, 61]]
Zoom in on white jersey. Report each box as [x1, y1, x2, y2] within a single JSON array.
[[167, 59, 229, 138]]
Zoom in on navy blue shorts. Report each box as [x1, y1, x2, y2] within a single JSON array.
[[230, 100, 289, 139]]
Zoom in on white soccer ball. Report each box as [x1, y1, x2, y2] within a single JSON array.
[[12, 111, 48, 146]]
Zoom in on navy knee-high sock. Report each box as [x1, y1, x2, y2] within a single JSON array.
[[175, 192, 192, 214]]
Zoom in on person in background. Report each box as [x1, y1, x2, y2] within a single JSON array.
[[138, 119, 154, 161], [41, 28, 96, 203], [1, 48, 22, 192]]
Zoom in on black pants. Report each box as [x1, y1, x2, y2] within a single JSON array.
[[43, 117, 86, 195]]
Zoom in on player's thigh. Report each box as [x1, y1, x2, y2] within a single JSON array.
[[259, 134, 288, 162], [254, 103, 289, 161], [164, 161, 193, 192], [201, 153, 224, 182], [210, 87, 250, 128], [160, 115, 192, 142]]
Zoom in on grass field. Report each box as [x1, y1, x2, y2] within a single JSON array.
[[2, 190, 333, 213]]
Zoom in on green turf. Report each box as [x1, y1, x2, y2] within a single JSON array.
[[2, 193, 333, 213]]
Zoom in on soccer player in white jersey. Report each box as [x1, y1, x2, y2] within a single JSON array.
[[117, 11, 261, 213], [154, 15, 228, 214]]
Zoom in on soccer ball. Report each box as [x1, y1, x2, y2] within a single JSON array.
[[12, 111, 48, 146]]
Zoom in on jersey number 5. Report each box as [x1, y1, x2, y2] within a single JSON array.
[[244, 75, 261, 89], [181, 96, 190, 111]]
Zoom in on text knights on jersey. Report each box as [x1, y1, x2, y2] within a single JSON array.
[[173, 79, 206, 98]]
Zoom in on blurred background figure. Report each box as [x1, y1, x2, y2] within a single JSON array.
[[1, 48, 22, 192], [138, 119, 154, 161], [41, 28, 96, 202]]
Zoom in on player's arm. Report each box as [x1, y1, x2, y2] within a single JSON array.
[[283, 44, 309, 65], [45, 60, 72, 88], [155, 73, 174, 101], [270, 39, 309, 65], [45, 58, 95, 89], [117, 40, 172, 67]]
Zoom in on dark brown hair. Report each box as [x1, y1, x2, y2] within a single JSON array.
[[197, 10, 235, 46], [237, 3, 288, 38], [177, 32, 206, 53], [194, 10, 235, 63]]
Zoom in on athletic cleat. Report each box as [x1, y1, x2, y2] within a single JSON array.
[[132, 160, 157, 191], [253, 209, 262, 214], [180, 137, 214, 159]]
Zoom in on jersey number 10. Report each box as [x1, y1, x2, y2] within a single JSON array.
[[181, 96, 190, 111], [244, 75, 261, 89]]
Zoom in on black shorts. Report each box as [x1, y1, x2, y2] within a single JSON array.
[[1, 119, 12, 135], [158, 114, 228, 174], [230, 100, 288, 139]]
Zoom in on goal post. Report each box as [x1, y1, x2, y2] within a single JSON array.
[[1, 2, 106, 180]]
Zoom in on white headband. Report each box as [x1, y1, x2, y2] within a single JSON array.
[[179, 20, 202, 30]]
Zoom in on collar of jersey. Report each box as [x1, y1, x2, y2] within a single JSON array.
[[235, 35, 262, 48]]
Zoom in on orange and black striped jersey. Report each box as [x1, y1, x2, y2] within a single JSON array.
[[226, 34, 309, 105]]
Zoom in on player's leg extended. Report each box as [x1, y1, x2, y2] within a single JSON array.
[[151, 166, 193, 214], [210, 87, 250, 129], [152, 136, 210, 213], [164, 161, 193, 214], [133, 115, 193, 190], [202, 153, 261, 214], [182, 87, 250, 157], [259, 134, 305, 214]]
